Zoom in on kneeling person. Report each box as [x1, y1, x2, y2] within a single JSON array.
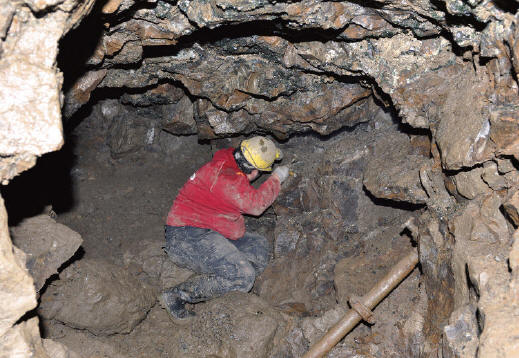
[[162, 136, 289, 320]]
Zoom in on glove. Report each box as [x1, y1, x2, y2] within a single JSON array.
[[272, 166, 289, 183]]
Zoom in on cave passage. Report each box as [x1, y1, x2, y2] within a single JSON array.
[[3, 0, 519, 357]]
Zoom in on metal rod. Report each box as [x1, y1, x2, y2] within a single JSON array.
[[302, 249, 419, 358]]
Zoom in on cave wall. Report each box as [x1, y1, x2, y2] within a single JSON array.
[[2, 0, 519, 356], [0, 0, 93, 355]]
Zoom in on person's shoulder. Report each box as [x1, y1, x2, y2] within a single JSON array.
[[212, 147, 235, 161]]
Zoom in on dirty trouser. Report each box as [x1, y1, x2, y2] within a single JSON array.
[[164, 225, 270, 303]]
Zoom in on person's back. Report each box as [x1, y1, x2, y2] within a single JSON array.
[[167, 147, 281, 240]]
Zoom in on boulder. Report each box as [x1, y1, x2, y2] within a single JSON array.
[[10, 214, 83, 292], [39, 259, 156, 335]]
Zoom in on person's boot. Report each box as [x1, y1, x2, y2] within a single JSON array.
[[160, 287, 195, 322]]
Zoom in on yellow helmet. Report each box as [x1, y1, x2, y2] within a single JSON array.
[[240, 136, 282, 172]]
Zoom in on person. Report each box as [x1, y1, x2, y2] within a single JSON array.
[[161, 136, 290, 320]]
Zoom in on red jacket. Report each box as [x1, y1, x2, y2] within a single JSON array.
[[167, 148, 281, 240]]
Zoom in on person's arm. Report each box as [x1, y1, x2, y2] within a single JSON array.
[[217, 173, 281, 216]]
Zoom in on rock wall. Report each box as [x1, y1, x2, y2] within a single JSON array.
[[0, 0, 93, 356]]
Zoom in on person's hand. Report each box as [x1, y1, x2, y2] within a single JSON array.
[[272, 166, 289, 183]]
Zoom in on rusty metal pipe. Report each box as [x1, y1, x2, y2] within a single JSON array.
[[302, 249, 419, 358]]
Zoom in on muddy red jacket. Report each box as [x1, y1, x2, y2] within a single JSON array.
[[167, 148, 281, 240]]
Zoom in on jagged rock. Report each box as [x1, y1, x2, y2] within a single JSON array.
[[505, 170, 519, 189], [99, 40, 375, 137], [10, 214, 83, 292], [419, 166, 457, 216], [108, 41, 143, 65], [0, 60, 63, 158], [452, 167, 491, 200], [416, 216, 456, 356], [0, 1, 15, 40], [434, 71, 493, 169], [0, 153, 38, 184], [101, 0, 124, 14], [476, 193, 510, 244], [1, 0, 95, 172], [482, 161, 507, 191], [121, 83, 185, 107], [1, 318, 50, 358], [3, 319, 80, 358], [64, 70, 107, 118], [0, 198, 36, 338], [448, 194, 518, 358], [363, 131, 429, 204], [490, 104, 519, 161], [443, 305, 479, 358], [160, 96, 198, 135], [106, 112, 154, 158], [39, 259, 156, 335]]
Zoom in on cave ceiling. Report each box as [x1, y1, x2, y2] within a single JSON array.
[[57, 0, 517, 155]]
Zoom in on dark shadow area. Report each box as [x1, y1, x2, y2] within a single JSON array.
[[1, 137, 77, 226], [493, 0, 519, 14], [38, 247, 85, 296], [57, 0, 107, 94], [363, 186, 426, 211], [64, 99, 95, 134], [142, 19, 346, 60], [465, 263, 480, 301], [282, 119, 371, 146], [500, 203, 517, 229]]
